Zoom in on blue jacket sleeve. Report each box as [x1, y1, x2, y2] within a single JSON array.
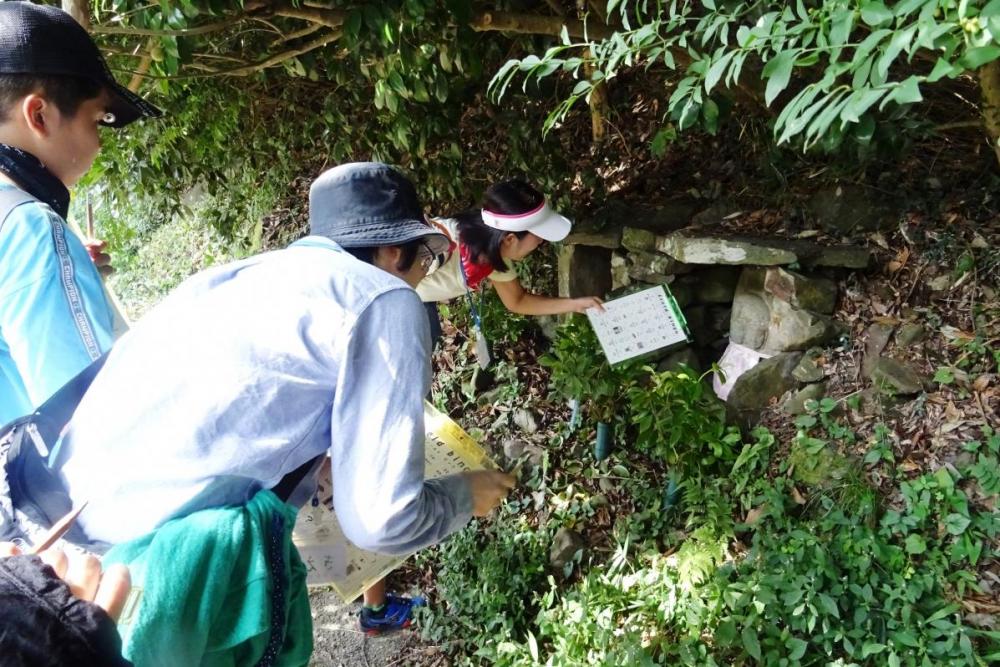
[[0, 202, 114, 415], [329, 287, 473, 555]]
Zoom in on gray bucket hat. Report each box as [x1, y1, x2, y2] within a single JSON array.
[[309, 162, 448, 253]]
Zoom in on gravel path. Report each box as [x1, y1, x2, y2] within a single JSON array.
[[308, 588, 421, 667]]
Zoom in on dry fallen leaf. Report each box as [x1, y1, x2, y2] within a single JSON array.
[[745, 505, 768, 526], [888, 246, 911, 274], [869, 232, 890, 249]]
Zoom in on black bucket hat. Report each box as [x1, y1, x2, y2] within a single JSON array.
[[0, 1, 162, 128], [309, 162, 448, 253]]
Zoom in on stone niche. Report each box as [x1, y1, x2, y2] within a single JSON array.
[[558, 202, 871, 420]]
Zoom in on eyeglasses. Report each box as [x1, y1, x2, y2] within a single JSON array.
[[419, 241, 449, 276]]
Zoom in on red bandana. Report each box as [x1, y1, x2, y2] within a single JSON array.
[[459, 244, 495, 291]]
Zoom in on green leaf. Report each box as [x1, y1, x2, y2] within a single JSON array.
[[705, 51, 736, 93], [934, 367, 955, 385], [862, 642, 887, 658], [762, 51, 796, 106], [959, 45, 1000, 69], [817, 593, 840, 618], [742, 626, 762, 660], [935, 466, 955, 492], [829, 9, 854, 47], [434, 76, 449, 103], [875, 25, 917, 83], [861, 1, 894, 27], [702, 98, 720, 134], [905, 534, 927, 554], [412, 80, 430, 103], [944, 513, 971, 535], [840, 88, 886, 124], [852, 29, 892, 68], [880, 76, 923, 109], [928, 57, 960, 82], [804, 90, 852, 148], [888, 653, 902, 667], [927, 603, 960, 622], [344, 10, 362, 39], [736, 25, 752, 47], [984, 0, 1000, 20], [787, 637, 808, 660]]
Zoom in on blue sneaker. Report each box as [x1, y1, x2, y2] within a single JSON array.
[[359, 594, 426, 636]]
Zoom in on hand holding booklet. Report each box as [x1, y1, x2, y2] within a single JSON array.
[[585, 285, 690, 364]]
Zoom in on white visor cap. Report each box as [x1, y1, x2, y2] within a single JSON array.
[[480, 200, 572, 242]]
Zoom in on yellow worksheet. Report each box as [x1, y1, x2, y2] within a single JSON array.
[[292, 401, 494, 602]]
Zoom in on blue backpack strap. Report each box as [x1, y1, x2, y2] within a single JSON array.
[[0, 186, 37, 235], [0, 352, 109, 548], [0, 351, 109, 449], [34, 352, 109, 447]]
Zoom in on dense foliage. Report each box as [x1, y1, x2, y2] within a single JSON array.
[[494, 0, 1000, 155], [84, 0, 588, 246], [420, 314, 1000, 665]]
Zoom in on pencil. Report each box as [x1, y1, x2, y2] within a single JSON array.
[[86, 195, 95, 239], [29, 502, 88, 555]]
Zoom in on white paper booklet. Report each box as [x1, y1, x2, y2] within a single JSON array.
[[292, 401, 495, 602], [586, 285, 690, 364]]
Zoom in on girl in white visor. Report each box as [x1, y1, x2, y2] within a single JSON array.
[[417, 180, 604, 344]]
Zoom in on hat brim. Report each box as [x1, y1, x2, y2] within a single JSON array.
[[100, 80, 163, 128], [332, 218, 449, 254], [528, 210, 572, 242]]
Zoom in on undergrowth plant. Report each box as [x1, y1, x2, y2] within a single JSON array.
[[415, 509, 550, 663], [627, 366, 741, 472], [540, 315, 642, 423]]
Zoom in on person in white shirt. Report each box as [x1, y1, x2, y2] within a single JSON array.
[[417, 180, 604, 344]]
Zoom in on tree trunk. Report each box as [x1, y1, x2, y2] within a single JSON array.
[[584, 51, 608, 146], [61, 0, 90, 29], [979, 60, 1000, 168]]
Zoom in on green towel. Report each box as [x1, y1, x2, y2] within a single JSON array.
[[104, 490, 313, 667]]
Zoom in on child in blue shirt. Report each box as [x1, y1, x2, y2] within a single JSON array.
[[0, 1, 161, 424]]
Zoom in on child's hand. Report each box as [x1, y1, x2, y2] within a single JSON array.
[[0, 542, 131, 620], [465, 470, 517, 516], [571, 296, 604, 313], [83, 240, 114, 278]]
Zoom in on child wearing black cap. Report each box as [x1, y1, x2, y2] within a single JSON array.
[[0, 1, 161, 425], [0, 4, 160, 662]]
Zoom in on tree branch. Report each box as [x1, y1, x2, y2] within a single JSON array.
[[270, 22, 322, 47], [189, 29, 341, 78], [92, 13, 253, 37], [470, 11, 612, 41], [128, 38, 156, 92], [271, 4, 347, 30]]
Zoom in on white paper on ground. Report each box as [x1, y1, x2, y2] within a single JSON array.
[[713, 341, 772, 401], [474, 328, 491, 369]]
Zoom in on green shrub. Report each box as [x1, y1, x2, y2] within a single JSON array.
[[416, 508, 551, 663]]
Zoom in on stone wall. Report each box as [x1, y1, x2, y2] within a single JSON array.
[[558, 203, 873, 419]]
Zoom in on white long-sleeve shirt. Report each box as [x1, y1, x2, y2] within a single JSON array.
[[52, 236, 472, 552]]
